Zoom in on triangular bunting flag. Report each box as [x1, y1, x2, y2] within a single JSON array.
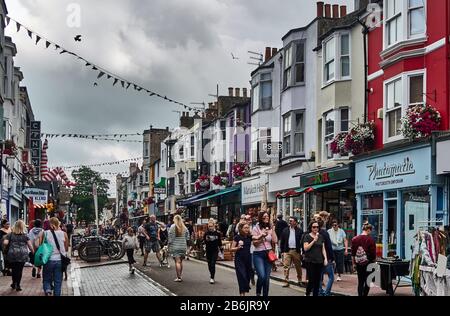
[[121, 81, 125, 88], [16, 22, 21, 32], [55, 45, 60, 50], [60, 50, 67, 54], [126, 83, 131, 89], [27, 30, 33, 38], [97, 72, 105, 79], [35, 36, 41, 45], [45, 41, 51, 48], [92, 66, 98, 70], [107, 75, 112, 79], [150, 93, 155, 96], [6, 17, 10, 26], [113, 79, 118, 86], [86, 62, 91, 67]]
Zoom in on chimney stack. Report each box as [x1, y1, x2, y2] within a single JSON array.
[[265, 47, 272, 62], [340, 5, 347, 17], [243, 88, 248, 98], [228, 87, 234, 97], [272, 48, 278, 57], [332, 4, 339, 18], [235, 88, 241, 97], [317, 2, 324, 17], [324, 4, 331, 18]]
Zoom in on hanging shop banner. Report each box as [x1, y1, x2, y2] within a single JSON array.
[[22, 188, 48, 204], [355, 146, 431, 194], [30, 121, 41, 180]]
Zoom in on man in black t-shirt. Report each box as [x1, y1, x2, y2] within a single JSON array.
[[143, 215, 165, 267]]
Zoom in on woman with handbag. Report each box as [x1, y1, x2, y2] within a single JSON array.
[[2, 220, 34, 292], [251, 211, 277, 297], [37, 217, 69, 296]]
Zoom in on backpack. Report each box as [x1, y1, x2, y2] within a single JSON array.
[[6, 234, 30, 263], [355, 245, 369, 265]]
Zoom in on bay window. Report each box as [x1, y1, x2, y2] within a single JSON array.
[[384, 71, 425, 142], [283, 41, 305, 89], [323, 33, 351, 84], [283, 111, 305, 158], [251, 73, 272, 112], [384, 0, 426, 48], [322, 108, 350, 161]]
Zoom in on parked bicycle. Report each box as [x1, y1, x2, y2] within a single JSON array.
[[75, 234, 125, 261]]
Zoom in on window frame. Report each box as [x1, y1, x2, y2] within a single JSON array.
[[322, 107, 351, 162], [322, 32, 351, 86], [252, 72, 273, 113], [383, 0, 427, 50], [383, 69, 426, 144], [282, 110, 305, 158], [283, 40, 306, 90]]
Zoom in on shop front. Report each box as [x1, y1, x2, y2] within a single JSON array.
[[436, 136, 450, 226], [269, 164, 306, 224], [241, 175, 276, 218], [355, 143, 445, 260], [299, 164, 356, 241]]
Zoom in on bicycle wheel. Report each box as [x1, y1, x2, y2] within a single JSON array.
[[78, 244, 89, 261], [107, 242, 124, 260]]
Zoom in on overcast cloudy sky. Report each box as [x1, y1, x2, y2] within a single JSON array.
[[5, 0, 354, 194]]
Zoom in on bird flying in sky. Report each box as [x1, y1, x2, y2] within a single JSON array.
[[74, 35, 82, 42]]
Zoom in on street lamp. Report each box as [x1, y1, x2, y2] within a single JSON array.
[[178, 169, 185, 196]]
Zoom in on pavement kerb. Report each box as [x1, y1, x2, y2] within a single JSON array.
[[188, 255, 349, 297]]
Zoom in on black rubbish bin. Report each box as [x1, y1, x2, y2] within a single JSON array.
[[86, 240, 102, 262]]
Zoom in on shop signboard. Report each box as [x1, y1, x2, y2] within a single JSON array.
[[355, 146, 431, 194], [154, 187, 166, 194], [436, 139, 450, 175], [300, 164, 354, 187], [30, 121, 41, 181], [241, 175, 275, 205], [22, 188, 48, 204]]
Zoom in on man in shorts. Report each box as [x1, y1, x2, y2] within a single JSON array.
[[143, 215, 165, 267]]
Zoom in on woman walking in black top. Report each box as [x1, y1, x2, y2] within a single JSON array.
[[303, 220, 328, 296], [231, 223, 253, 296], [203, 219, 223, 284]]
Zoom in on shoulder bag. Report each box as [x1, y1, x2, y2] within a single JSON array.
[[34, 232, 53, 267], [50, 230, 71, 270], [263, 230, 277, 263]]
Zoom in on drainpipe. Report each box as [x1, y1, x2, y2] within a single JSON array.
[[357, 18, 370, 123]]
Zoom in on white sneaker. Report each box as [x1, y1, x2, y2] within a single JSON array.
[[337, 276, 342, 281], [210, 279, 215, 284], [174, 278, 182, 282]]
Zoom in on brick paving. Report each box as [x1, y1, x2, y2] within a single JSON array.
[[77, 262, 172, 296], [0, 265, 72, 296]]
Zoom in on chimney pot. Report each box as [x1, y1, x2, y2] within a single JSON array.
[[265, 47, 272, 62], [332, 4, 339, 18], [324, 4, 331, 18], [235, 88, 240, 97], [340, 5, 347, 17], [317, 2, 324, 18], [228, 87, 234, 97], [243, 88, 248, 98], [272, 48, 278, 57]]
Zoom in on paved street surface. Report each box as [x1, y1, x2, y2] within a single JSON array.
[[133, 253, 306, 296], [77, 261, 172, 296]]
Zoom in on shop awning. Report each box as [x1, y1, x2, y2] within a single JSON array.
[[194, 186, 241, 203], [33, 204, 47, 209], [177, 190, 217, 206], [307, 180, 348, 191], [277, 180, 349, 199]]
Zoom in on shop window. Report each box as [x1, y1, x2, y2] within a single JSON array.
[[362, 193, 384, 253]]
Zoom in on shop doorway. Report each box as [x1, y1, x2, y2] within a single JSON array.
[[387, 200, 397, 257], [404, 201, 428, 260]]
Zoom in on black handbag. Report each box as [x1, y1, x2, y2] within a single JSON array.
[[50, 230, 71, 270]]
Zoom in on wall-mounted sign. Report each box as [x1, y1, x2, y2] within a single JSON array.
[[22, 188, 48, 204], [355, 146, 431, 194], [30, 121, 41, 180], [241, 175, 275, 205], [436, 139, 450, 175], [300, 164, 354, 187], [154, 187, 166, 194]]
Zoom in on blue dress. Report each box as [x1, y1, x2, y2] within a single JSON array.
[[234, 234, 252, 293]]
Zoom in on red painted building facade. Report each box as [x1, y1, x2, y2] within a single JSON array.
[[354, 0, 449, 260]]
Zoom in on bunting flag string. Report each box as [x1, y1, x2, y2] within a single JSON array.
[[43, 135, 142, 143], [42, 132, 142, 139], [50, 157, 143, 170], [6, 16, 206, 113]]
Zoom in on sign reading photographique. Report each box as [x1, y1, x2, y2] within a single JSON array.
[[355, 146, 431, 194]]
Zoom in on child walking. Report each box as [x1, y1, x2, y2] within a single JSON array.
[[123, 227, 139, 274]]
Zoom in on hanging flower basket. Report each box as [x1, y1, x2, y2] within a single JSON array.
[[232, 163, 250, 180], [345, 121, 375, 156], [212, 172, 229, 186], [330, 133, 349, 156], [127, 200, 135, 207], [3, 140, 17, 156], [195, 175, 210, 192], [401, 104, 441, 139]]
